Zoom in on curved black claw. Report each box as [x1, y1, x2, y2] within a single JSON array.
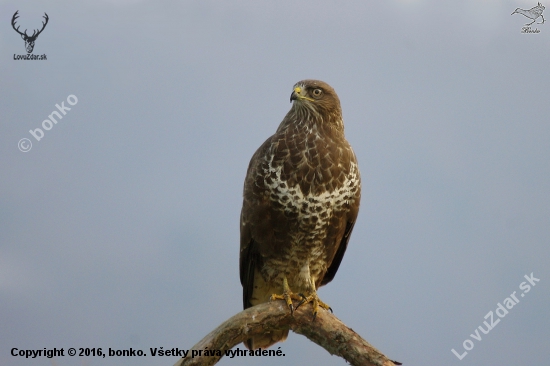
[[294, 293, 308, 310], [270, 276, 304, 315]]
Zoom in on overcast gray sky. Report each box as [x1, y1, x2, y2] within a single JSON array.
[[1, 0, 549, 365]]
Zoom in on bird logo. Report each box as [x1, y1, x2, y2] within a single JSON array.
[[512, 2, 545, 26]]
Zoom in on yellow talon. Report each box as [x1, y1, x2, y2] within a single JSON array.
[[270, 276, 332, 320], [270, 276, 303, 314], [296, 293, 332, 320]]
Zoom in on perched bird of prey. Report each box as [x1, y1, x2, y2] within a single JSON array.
[[511, 2, 545, 25], [240, 80, 361, 350]]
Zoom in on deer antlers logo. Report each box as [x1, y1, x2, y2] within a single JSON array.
[[11, 10, 49, 54]]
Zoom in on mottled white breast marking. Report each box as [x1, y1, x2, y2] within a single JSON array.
[[261, 157, 360, 285]]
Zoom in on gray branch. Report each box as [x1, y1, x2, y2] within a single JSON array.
[[173, 300, 401, 366]]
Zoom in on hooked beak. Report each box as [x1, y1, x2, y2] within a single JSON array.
[[290, 87, 299, 102]]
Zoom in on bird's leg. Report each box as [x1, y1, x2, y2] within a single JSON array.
[[538, 15, 545, 24], [270, 276, 303, 314], [297, 292, 333, 320], [295, 277, 333, 321], [527, 18, 535, 26]]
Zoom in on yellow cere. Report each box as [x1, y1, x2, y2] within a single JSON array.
[[293, 86, 314, 102]]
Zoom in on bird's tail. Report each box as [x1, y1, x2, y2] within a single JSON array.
[[244, 328, 289, 350]]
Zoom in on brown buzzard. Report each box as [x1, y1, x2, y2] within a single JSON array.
[[240, 80, 361, 350]]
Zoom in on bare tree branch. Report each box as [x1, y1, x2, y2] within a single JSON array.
[[173, 300, 401, 366]]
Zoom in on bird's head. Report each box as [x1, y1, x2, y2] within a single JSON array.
[[289, 79, 343, 130]]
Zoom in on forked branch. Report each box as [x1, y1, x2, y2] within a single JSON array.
[[173, 300, 401, 366]]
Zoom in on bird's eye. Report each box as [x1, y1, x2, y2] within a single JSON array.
[[312, 88, 323, 97]]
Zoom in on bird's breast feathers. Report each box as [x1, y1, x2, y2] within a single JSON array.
[[256, 127, 361, 235]]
